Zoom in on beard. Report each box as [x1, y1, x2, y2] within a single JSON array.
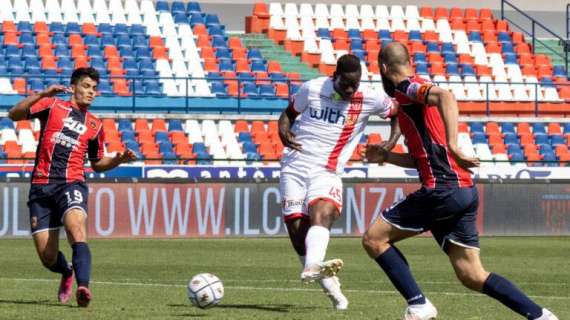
[[380, 71, 396, 97]]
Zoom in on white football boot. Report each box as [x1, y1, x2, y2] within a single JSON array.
[[300, 258, 344, 284], [319, 276, 348, 310], [403, 298, 438, 320], [535, 309, 559, 320]]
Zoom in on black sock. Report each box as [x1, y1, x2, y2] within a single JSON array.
[[482, 273, 543, 319], [375, 246, 426, 305], [47, 251, 72, 276], [72, 242, 92, 288]]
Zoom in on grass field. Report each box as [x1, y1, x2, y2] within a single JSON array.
[[0, 237, 568, 319]]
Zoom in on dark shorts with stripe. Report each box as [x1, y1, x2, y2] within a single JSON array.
[[381, 185, 479, 252], [28, 182, 89, 234]]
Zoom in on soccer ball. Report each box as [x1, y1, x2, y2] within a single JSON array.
[[187, 273, 224, 308]]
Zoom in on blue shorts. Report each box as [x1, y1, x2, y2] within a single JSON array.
[[28, 182, 89, 234], [381, 186, 479, 252]]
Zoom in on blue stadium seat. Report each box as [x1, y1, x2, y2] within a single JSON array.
[[540, 77, 555, 87], [116, 35, 132, 49], [447, 64, 459, 76], [532, 123, 547, 134], [242, 142, 258, 153], [130, 79, 144, 93], [159, 143, 174, 155], [162, 152, 178, 164], [145, 83, 163, 96], [49, 22, 64, 33], [468, 32, 482, 42], [542, 153, 558, 166], [98, 82, 113, 95], [98, 23, 113, 35], [501, 122, 515, 133], [168, 120, 184, 132], [210, 82, 226, 96], [471, 132, 487, 144], [351, 50, 365, 61], [504, 54, 518, 64], [426, 41, 439, 53], [133, 36, 149, 49], [551, 135, 565, 146], [192, 143, 207, 153], [118, 119, 134, 132], [130, 25, 147, 36], [378, 30, 391, 41], [114, 24, 129, 36], [190, 13, 205, 26], [242, 83, 258, 98], [21, 44, 36, 58], [461, 64, 476, 77], [250, 60, 266, 73], [238, 132, 252, 143], [206, 14, 221, 28], [270, 73, 287, 83], [317, 28, 331, 39], [347, 29, 361, 40], [187, 1, 201, 13], [125, 140, 140, 153], [534, 134, 549, 145], [120, 48, 135, 59], [4, 45, 20, 58], [18, 22, 33, 33], [553, 65, 566, 78], [84, 35, 99, 46], [174, 13, 188, 24], [503, 133, 519, 145], [539, 144, 553, 154], [469, 122, 485, 133], [155, 132, 169, 142], [171, 1, 186, 14], [510, 152, 524, 162], [245, 152, 261, 164], [208, 26, 225, 37], [498, 32, 511, 43], [507, 144, 522, 154], [443, 53, 458, 64], [351, 39, 363, 50], [121, 131, 136, 141], [501, 43, 514, 54], [101, 35, 116, 47], [247, 49, 263, 61], [409, 30, 422, 41], [196, 152, 212, 165], [65, 23, 81, 34], [415, 63, 429, 75], [19, 32, 34, 45], [155, 1, 169, 11], [29, 79, 44, 92], [215, 48, 231, 59], [0, 151, 6, 163], [290, 84, 301, 95], [135, 47, 152, 59], [414, 53, 426, 63], [441, 42, 455, 54]]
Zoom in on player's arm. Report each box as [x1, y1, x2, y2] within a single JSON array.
[[364, 144, 416, 168], [382, 116, 401, 151], [425, 86, 480, 169], [278, 102, 302, 151], [90, 150, 137, 173], [8, 85, 70, 121]]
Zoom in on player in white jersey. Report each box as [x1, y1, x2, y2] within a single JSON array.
[[278, 54, 400, 310]]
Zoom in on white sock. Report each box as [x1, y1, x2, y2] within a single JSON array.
[[319, 277, 337, 291], [304, 226, 330, 269]]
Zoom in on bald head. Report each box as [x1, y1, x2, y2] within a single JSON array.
[[379, 42, 410, 69]]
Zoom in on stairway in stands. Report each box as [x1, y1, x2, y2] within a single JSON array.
[[534, 38, 569, 77], [238, 33, 322, 80]]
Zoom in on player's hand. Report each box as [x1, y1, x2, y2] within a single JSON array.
[[448, 144, 480, 172], [279, 129, 302, 152], [362, 144, 389, 164], [116, 149, 137, 164], [40, 85, 71, 97]]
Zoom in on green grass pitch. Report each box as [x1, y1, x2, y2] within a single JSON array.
[[0, 237, 568, 319]]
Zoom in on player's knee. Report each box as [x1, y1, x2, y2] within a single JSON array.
[[362, 231, 388, 258], [456, 271, 487, 291], [40, 251, 58, 268]]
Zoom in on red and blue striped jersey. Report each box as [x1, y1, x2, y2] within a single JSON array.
[[28, 97, 105, 184], [394, 76, 473, 189]]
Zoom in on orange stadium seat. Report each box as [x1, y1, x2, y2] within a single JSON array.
[[234, 120, 249, 133], [151, 119, 167, 134], [82, 23, 98, 36], [419, 7, 434, 19]]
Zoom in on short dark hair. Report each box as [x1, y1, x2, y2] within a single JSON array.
[[336, 54, 361, 74], [70, 67, 100, 85]]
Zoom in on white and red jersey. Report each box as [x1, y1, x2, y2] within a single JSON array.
[[281, 77, 395, 175]]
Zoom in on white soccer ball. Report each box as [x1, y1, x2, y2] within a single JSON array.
[[187, 273, 224, 308]]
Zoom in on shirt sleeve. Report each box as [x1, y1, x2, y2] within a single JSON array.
[[28, 97, 55, 120], [291, 81, 310, 113], [88, 126, 105, 162], [397, 78, 434, 104], [375, 91, 397, 119]]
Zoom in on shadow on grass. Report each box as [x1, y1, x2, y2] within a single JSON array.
[[169, 303, 315, 314], [0, 299, 74, 308]]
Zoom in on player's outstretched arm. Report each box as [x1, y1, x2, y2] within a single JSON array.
[[90, 149, 137, 173], [8, 85, 70, 121], [277, 103, 302, 151], [426, 86, 480, 170], [363, 144, 416, 168], [381, 116, 401, 151]]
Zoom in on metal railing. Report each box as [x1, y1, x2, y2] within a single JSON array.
[[501, 0, 569, 77], [0, 75, 567, 116]]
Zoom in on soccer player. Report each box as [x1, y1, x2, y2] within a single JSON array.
[[278, 54, 400, 310], [361, 42, 558, 320], [8, 67, 136, 307]]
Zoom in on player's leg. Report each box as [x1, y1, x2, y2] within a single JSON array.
[[59, 183, 92, 307], [362, 188, 438, 319], [447, 245, 557, 320], [29, 197, 74, 303], [280, 171, 310, 258]]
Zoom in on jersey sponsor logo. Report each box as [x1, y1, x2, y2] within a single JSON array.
[[88, 119, 97, 129], [51, 132, 80, 150], [309, 106, 346, 125], [63, 117, 87, 135], [281, 198, 304, 209]]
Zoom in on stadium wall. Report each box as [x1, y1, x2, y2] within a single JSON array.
[[1, 179, 569, 238]]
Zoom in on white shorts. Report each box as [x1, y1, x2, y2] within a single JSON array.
[[279, 170, 343, 222]]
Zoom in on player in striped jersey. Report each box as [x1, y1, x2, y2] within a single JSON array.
[[362, 42, 558, 320], [278, 54, 400, 309], [8, 68, 136, 307]]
